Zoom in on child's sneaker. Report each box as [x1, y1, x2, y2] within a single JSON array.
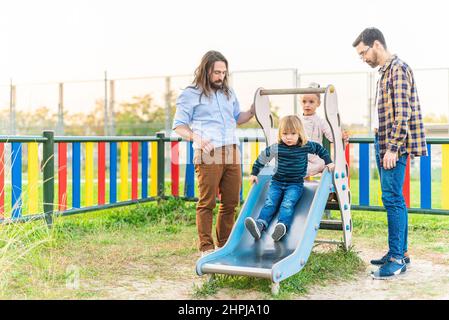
[[271, 223, 287, 241], [245, 217, 264, 240]]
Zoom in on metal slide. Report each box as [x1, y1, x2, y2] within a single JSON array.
[[196, 165, 333, 289], [195, 85, 351, 294]]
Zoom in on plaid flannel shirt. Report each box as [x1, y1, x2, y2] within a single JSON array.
[[376, 54, 427, 159]]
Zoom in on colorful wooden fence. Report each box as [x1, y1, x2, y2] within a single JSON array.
[[55, 137, 161, 213], [1, 133, 449, 225], [172, 137, 449, 214], [0, 134, 163, 224]]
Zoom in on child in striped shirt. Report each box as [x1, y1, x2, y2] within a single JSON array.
[[245, 115, 334, 241]]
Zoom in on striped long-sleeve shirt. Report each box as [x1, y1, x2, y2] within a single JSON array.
[[376, 54, 427, 158], [250, 141, 332, 183]]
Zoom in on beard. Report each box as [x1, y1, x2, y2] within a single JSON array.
[[210, 80, 223, 89], [367, 51, 380, 68]]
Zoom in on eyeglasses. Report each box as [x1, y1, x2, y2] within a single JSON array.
[[359, 46, 371, 60]]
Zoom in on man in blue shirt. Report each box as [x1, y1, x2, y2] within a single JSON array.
[[173, 50, 255, 255]]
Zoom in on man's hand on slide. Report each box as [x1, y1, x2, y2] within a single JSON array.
[[326, 163, 335, 172], [250, 103, 255, 115], [249, 175, 258, 185]]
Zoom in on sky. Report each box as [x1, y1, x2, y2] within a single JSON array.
[[0, 0, 448, 125]]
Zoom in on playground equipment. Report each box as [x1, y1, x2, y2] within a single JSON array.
[[195, 85, 352, 294]]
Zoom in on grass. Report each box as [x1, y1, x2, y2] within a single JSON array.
[[1, 173, 446, 219], [0, 177, 448, 299], [0, 199, 199, 299], [349, 210, 449, 255], [193, 246, 365, 299]]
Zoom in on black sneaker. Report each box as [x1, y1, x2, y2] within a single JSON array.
[[371, 253, 411, 266], [370, 253, 391, 266], [271, 223, 287, 241], [245, 217, 264, 240]]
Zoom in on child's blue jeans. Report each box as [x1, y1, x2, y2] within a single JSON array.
[[257, 179, 304, 231]]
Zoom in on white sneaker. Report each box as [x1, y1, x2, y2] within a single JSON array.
[[245, 217, 264, 240]]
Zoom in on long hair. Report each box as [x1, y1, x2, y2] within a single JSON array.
[[192, 50, 231, 100], [278, 115, 308, 146]]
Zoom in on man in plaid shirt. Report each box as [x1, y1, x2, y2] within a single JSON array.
[[353, 27, 427, 279]]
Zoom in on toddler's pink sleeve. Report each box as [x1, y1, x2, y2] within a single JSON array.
[[320, 117, 333, 143]]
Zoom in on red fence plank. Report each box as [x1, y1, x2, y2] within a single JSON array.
[[403, 155, 410, 208], [345, 144, 350, 187], [58, 143, 67, 211], [171, 141, 179, 197]]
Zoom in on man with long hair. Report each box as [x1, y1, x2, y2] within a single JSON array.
[[353, 28, 427, 279], [173, 50, 255, 255]]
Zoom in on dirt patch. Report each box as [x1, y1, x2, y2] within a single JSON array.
[[82, 245, 449, 300], [299, 245, 449, 300]]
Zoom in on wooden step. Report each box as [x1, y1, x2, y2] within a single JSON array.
[[319, 219, 343, 230]]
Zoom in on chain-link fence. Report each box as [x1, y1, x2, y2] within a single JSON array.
[[1, 68, 448, 137]]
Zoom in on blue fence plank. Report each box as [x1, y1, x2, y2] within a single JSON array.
[[359, 143, 370, 206], [185, 141, 195, 198], [11, 142, 22, 219], [141, 141, 148, 199], [72, 142, 81, 209], [420, 144, 432, 209], [240, 141, 244, 202], [110, 142, 117, 204]]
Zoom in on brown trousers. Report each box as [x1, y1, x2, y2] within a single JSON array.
[[194, 144, 241, 252]]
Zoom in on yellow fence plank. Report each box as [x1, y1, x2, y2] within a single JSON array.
[[27, 143, 39, 214], [120, 142, 129, 201], [442, 145, 449, 209], [85, 142, 94, 206], [150, 142, 158, 197]]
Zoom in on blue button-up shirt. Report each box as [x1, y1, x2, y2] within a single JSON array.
[[172, 86, 241, 149]]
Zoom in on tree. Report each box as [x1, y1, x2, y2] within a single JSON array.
[[238, 103, 281, 129], [16, 106, 57, 134], [423, 112, 448, 124], [64, 99, 104, 135], [114, 94, 172, 136]]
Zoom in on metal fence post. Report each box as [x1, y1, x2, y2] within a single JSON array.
[[43, 130, 55, 227], [293, 69, 298, 115], [447, 68, 449, 133], [156, 132, 166, 199], [109, 80, 116, 136], [104, 71, 109, 136], [367, 72, 375, 134], [165, 77, 172, 135], [57, 83, 64, 135], [10, 82, 16, 135]]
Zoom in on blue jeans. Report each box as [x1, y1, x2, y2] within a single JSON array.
[[374, 135, 408, 259], [257, 180, 304, 231]]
